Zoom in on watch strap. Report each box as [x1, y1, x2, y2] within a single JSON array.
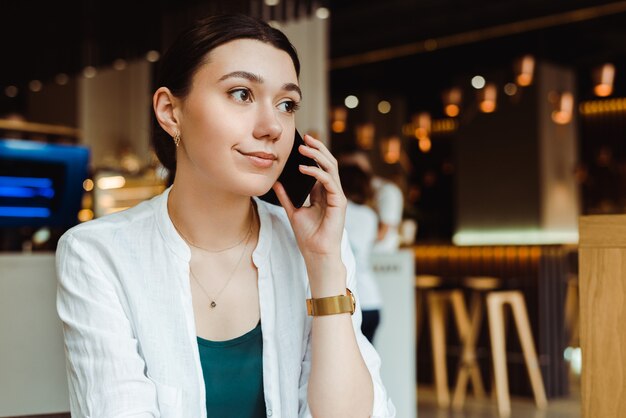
[[306, 288, 355, 316]]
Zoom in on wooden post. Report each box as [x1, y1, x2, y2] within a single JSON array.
[[579, 215, 626, 417]]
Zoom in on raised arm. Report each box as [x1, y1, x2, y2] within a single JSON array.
[[274, 134, 394, 417]]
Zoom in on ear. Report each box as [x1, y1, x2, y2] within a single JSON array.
[[153, 87, 181, 137]]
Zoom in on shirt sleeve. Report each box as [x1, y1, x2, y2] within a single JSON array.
[[56, 232, 160, 417], [297, 231, 396, 418]]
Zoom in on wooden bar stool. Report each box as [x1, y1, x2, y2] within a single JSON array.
[[450, 277, 496, 408], [487, 291, 547, 417], [415, 275, 442, 347], [415, 275, 477, 407], [452, 276, 548, 417]]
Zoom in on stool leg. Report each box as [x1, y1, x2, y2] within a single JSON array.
[[427, 292, 451, 407], [415, 289, 423, 348], [509, 292, 548, 410], [449, 291, 471, 409], [487, 294, 511, 418], [467, 292, 486, 399], [452, 291, 486, 409]]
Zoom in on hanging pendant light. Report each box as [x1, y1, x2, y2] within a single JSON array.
[[593, 63, 615, 97]]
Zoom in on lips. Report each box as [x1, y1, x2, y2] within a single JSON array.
[[238, 150, 277, 168], [241, 151, 277, 160]]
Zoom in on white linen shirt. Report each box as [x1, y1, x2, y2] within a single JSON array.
[[56, 188, 396, 418]]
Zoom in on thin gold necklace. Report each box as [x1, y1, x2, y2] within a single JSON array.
[[172, 203, 254, 253], [186, 205, 256, 309]]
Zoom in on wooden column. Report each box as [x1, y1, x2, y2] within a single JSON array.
[[579, 215, 626, 417]]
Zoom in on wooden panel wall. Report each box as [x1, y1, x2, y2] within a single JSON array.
[[579, 215, 626, 417]]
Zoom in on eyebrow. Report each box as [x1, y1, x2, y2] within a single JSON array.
[[218, 71, 302, 100]]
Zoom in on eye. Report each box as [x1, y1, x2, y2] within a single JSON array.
[[277, 100, 300, 113], [229, 88, 252, 103]]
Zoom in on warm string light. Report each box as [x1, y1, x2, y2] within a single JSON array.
[[593, 63, 615, 97], [355, 123, 375, 149], [515, 55, 535, 86], [412, 112, 431, 140], [478, 83, 498, 113], [331, 107, 347, 133], [550, 91, 574, 125], [381, 136, 402, 163], [442, 87, 462, 117]]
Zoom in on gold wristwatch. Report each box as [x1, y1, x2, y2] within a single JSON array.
[[306, 288, 356, 316]]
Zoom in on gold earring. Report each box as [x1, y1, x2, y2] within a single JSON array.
[[173, 130, 181, 147]]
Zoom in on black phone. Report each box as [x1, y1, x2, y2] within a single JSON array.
[[260, 130, 318, 208]]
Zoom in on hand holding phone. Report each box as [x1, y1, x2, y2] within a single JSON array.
[[260, 130, 318, 208]]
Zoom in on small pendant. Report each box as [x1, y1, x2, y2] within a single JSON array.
[[210, 301, 217, 308]]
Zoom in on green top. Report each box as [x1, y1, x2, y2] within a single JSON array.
[[197, 322, 266, 418]]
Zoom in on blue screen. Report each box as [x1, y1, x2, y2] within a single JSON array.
[[0, 139, 90, 227]]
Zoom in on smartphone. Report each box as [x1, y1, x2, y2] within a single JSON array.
[[260, 130, 318, 208]]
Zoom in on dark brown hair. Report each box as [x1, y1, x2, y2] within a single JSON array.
[[339, 164, 374, 206], [152, 14, 300, 183]]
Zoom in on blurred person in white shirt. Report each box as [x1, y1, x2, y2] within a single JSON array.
[[339, 163, 383, 343], [339, 150, 404, 253]]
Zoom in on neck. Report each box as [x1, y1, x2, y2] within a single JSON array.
[[167, 174, 254, 251]]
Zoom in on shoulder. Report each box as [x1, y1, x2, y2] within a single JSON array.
[[347, 201, 377, 223], [58, 194, 158, 251]]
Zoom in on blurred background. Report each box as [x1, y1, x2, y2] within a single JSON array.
[[3, 1, 626, 417]]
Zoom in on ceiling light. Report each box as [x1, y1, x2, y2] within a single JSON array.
[[381, 136, 401, 164], [593, 63, 615, 97], [331, 107, 347, 133], [83, 66, 97, 78], [515, 55, 535, 87], [377, 100, 391, 114], [442, 87, 462, 117], [316, 7, 330, 19], [55, 73, 69, 85], [113, 59, 127, 70], [344, 95, 359, 109], [504, 83, 518, 96], [264, 0, 279, 5], [5, 86, 18, 98], [551, 92, 574, 125], [146, 50, 160, 63], [412, 112, 431, 140], [471, 76, 486, 89], [478, 83, 497, 113], [28, 80, 42, 92], [418, 138, 432, 153]]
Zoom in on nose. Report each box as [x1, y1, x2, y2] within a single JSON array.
[[252, 102, 283, 141]]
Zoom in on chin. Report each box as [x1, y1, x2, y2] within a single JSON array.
[[237, 175, 278, 198]]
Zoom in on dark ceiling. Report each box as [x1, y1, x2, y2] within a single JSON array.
[[329, 0, 626, 110], [3, 0, 626, 114]]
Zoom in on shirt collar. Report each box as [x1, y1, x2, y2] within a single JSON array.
[[154, 187, 191, 262]]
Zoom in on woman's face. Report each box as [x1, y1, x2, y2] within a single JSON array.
[[176, 39, 300, 196]]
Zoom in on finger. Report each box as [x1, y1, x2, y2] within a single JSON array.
[[272, 181, 296, 218], [303, 135, 338, 169], [298, 144, 336, 175], [299, 165, 345, 207]]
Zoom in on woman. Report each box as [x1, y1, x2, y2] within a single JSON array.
[[339, 164, 383, 344], [56, 14, 395, 418]]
